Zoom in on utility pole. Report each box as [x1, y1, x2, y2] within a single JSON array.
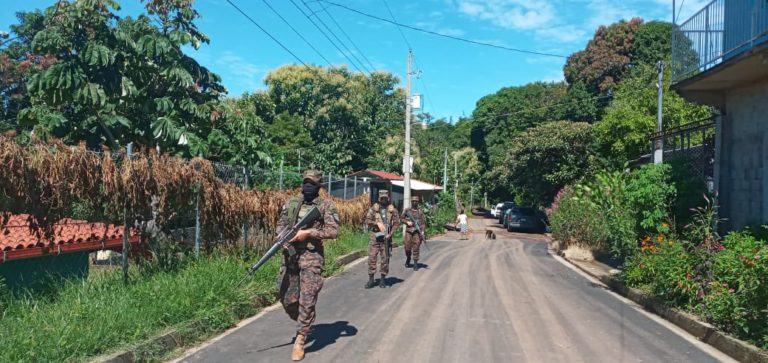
[[403, 48, 413, 209], [454, 155, 458, 203], [654, 60, 664, 164], [442, 147, 448, 192]]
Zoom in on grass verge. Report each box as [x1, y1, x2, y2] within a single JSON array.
[[0, 228, 368, 362]]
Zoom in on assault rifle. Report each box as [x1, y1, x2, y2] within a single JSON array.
[[379, 208, 392, 258], [405, 210, 429, 251], [236, 206, 321, 286]]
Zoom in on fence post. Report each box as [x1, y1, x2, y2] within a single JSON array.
[[328, 173, 333, 197], [343, 175, 348, 199], [353, 176, 358, 197], [194, 182, 201, 257], [242, 166, 249, 255], [279, 158, 284, 190], [122, 142, 133, 285]]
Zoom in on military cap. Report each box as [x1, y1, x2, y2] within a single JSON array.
[[411, 195, 420, 202], [302, 169, 323, 185], [378, 190, 390, 197]]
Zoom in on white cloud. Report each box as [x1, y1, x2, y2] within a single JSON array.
[[586, 0, 638, 29], [456, 0, 555, 30], [541, 69, 565, 82], [535, 25, 587, 43], [214, 51, 266, 92]]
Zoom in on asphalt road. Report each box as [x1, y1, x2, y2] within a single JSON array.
[[174, 219, 733, 363]]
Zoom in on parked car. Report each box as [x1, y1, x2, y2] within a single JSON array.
[[497, 202, 516, 224], [490, 203, 504, 218], [505, 206, 546, 233]]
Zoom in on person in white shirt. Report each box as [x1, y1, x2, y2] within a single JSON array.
[[455, 210, 469, 240]]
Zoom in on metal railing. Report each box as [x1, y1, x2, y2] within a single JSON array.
[[649, 117, 716, 179], [672, 0, 768, 82]]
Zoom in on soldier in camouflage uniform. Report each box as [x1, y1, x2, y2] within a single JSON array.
[[364, 190, 400, 289], [276, 170, 339, 361], [402, 195, 427, 271]]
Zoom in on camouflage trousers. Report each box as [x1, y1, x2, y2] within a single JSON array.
[[367, 238, 390, 275], [403, 232, 423, 261], [277, 248, 324, 336]]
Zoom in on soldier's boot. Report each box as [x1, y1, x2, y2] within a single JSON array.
[[379, 274, 387, 288], [291, 333, 306, 361], [405, 254, 411, 267], [413, 260, 419, 271], [364, 274, 376, 289]]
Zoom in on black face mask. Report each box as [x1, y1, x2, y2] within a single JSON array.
[[379, 198, 390, 207], [302, 182, 320, 202]]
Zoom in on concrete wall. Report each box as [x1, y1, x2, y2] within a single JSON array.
[[719, 81, 768, 230]]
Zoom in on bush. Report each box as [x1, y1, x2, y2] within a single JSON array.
[[550, 187, 609, 251], [625, 164, 676, 235], [550, 164, 676, 261], [623, 234, 698, 306], [668, 155, 708, 228], [499, 121, 595, 207], [701, 230, 768, 346], [425, 192, 456, 236]]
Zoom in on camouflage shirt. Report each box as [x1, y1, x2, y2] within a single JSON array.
[[276, 196, 339, 243], [401, 207, 427, 234], [365, 203, 400, 235]]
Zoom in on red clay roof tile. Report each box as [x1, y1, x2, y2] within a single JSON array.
[[0, 214, 139, 261]]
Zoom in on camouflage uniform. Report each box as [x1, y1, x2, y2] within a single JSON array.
[[402, 197, 427, 263], [365, 192, 400, 276], [276, 171, 339, 337]]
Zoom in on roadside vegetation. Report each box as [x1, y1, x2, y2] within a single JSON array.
[[548, 165, 768, 349], [0, 228, 368, 362]]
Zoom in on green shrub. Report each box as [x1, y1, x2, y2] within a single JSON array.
[[623, 234, 698, 306], [701, 230, 768, 346], [573, 170, 637, 259], [425, 192, 456, 236], [550, 187, 609, 251], [668, 155, 707, 228], [625, 164, 676, 235]]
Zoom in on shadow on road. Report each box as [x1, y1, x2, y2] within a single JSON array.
[[305, 321, 358, 353], [383, 276, 404, 286], [414, 262, 429, 270]]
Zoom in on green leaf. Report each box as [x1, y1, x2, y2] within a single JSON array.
[[154, 98, 174, 113], [103, 115, 131, 128]]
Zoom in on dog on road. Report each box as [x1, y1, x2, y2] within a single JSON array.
[[485, 229, 496, 240]]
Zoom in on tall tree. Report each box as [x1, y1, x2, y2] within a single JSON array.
[[564, 18, 644, 95], [17, 0, 225, 155], [594, 63, 710, 164], [498, 121, 595, 207], [264, 65, 403, 173]]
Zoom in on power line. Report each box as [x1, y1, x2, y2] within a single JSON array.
[[225, 0, 308, 67], [301, 0, 371, 74], [320, 0, 567, 58], [674, 0, 686, 24], [288, 0, 366, 74], [380, 0, 411, 49], [258, 0, 333, 66], [316, 5, 377, 71]]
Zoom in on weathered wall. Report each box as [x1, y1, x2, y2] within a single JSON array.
[[719, 82, 768, 230]]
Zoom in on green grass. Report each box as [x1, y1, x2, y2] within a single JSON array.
[[0, 228, 368, 362]]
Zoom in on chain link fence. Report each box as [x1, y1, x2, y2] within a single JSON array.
[[0, 139, 369, 280]]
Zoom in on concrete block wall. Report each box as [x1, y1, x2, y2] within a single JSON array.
[[719, 82, 768, 230]]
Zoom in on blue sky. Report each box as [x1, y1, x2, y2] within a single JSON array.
[[1, 0, 709, 120]]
